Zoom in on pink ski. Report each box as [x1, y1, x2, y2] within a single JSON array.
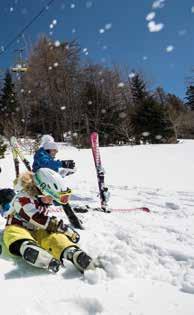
[[93, 207, 150, 213], [90, 132, 109, 210]]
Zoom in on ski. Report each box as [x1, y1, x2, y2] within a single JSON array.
[[10, 137, 31, 171], [92, 207, 150, 213], [11, 145, 20, 178], [90, 132, 109, 211]]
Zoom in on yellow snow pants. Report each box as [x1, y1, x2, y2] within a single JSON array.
[[3, 225, 78, 260]]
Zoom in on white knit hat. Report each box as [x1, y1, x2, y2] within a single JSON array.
[[40, 135, 54, 147], [43, 141, 58, 151]]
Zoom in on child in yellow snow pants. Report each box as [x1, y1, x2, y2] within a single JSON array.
[[3, 224, 77, 261]]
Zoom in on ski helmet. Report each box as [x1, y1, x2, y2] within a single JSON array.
[[33, 168, 71, 204]]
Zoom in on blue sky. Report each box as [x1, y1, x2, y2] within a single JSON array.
[[0, 0, 194, 99]]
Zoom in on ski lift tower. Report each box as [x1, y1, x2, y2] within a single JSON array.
[[11, 49, 27, 74]]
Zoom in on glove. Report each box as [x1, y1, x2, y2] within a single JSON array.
[[57, 220, 80, 243], [59, 168, 76, 177], [46, 216, 59, 233], [61, 160, 75, 169], [46, 217, 80, 243]]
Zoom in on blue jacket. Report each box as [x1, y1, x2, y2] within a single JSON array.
[[32, 147, 62, 172]]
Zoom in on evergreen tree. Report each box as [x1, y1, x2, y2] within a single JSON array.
[[0, 70, 20, 136], [130, 97, 175, 144], [185, 85, 194, 110], [129, 72, 148, 105], [0, 70, 18, 115]]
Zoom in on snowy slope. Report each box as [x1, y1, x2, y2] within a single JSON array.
[[0, 140, 194, 315]]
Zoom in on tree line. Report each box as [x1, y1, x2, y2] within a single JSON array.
[[0, 35, 193, 147]]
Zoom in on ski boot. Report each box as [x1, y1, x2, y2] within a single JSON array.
[[20, 241, 61, 273], [63, 247, 95, 273]]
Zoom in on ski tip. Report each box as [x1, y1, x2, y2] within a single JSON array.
[[142, 207, 151, 213]]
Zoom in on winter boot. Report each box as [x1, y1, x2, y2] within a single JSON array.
[[20, 241, 61, 273], [62, 247, 95, 273]]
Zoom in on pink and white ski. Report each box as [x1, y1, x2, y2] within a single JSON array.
[[90, 132, 109, 210]]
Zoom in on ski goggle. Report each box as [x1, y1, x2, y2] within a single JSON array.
[[58, 189, 72, 204], [37, 188, 72, 204]]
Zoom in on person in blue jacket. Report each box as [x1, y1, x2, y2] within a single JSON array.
[[0, 188, 15, 216], [32, 135, 86, 226], [32, 136, 75, 175]]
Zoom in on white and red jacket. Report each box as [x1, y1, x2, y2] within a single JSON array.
[[6, 191, 54, 231]]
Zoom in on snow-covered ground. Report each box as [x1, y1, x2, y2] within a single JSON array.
[[0, 140, 194, 315]]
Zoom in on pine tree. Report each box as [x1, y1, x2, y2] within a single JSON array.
[[0, 70, 20, 136], [130, 97, 175, 144], [129, 72, 148, 105], [185, 85, 194, 110], [0, 70, 18, 115]]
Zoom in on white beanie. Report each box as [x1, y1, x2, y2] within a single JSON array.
[[43, 141, 58, 151], [40, 135, 54, 147]]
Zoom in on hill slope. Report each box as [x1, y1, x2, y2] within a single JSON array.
[[0, 140, 194, 315]]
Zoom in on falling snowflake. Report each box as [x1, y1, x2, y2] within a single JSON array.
[[49, 24, 54, 29], [54, 40, 60, 47], [88, 101, 93, 105], [147, 21, 164, 32], [142, 131, 150, 137], [146, 12, 156, 21], [152, 0, 165, 9], [70, 3, 75, 9], [83, 48, 88, 53], [72, 28, 76, 33], [99, 29, 105, 34], [61, 106, 66, 110], [142, 56, 148, 61], [10, 7, 14, 12], [118, 82, 125, 88], [105, 23, 112, 30], [48, 66, 52, 70], [128, 72, 136, 79], [52, 19, 57, 25], [166, 45, 174, 52], [191, 6, 194, 13], [53, 62, 59, 67]]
